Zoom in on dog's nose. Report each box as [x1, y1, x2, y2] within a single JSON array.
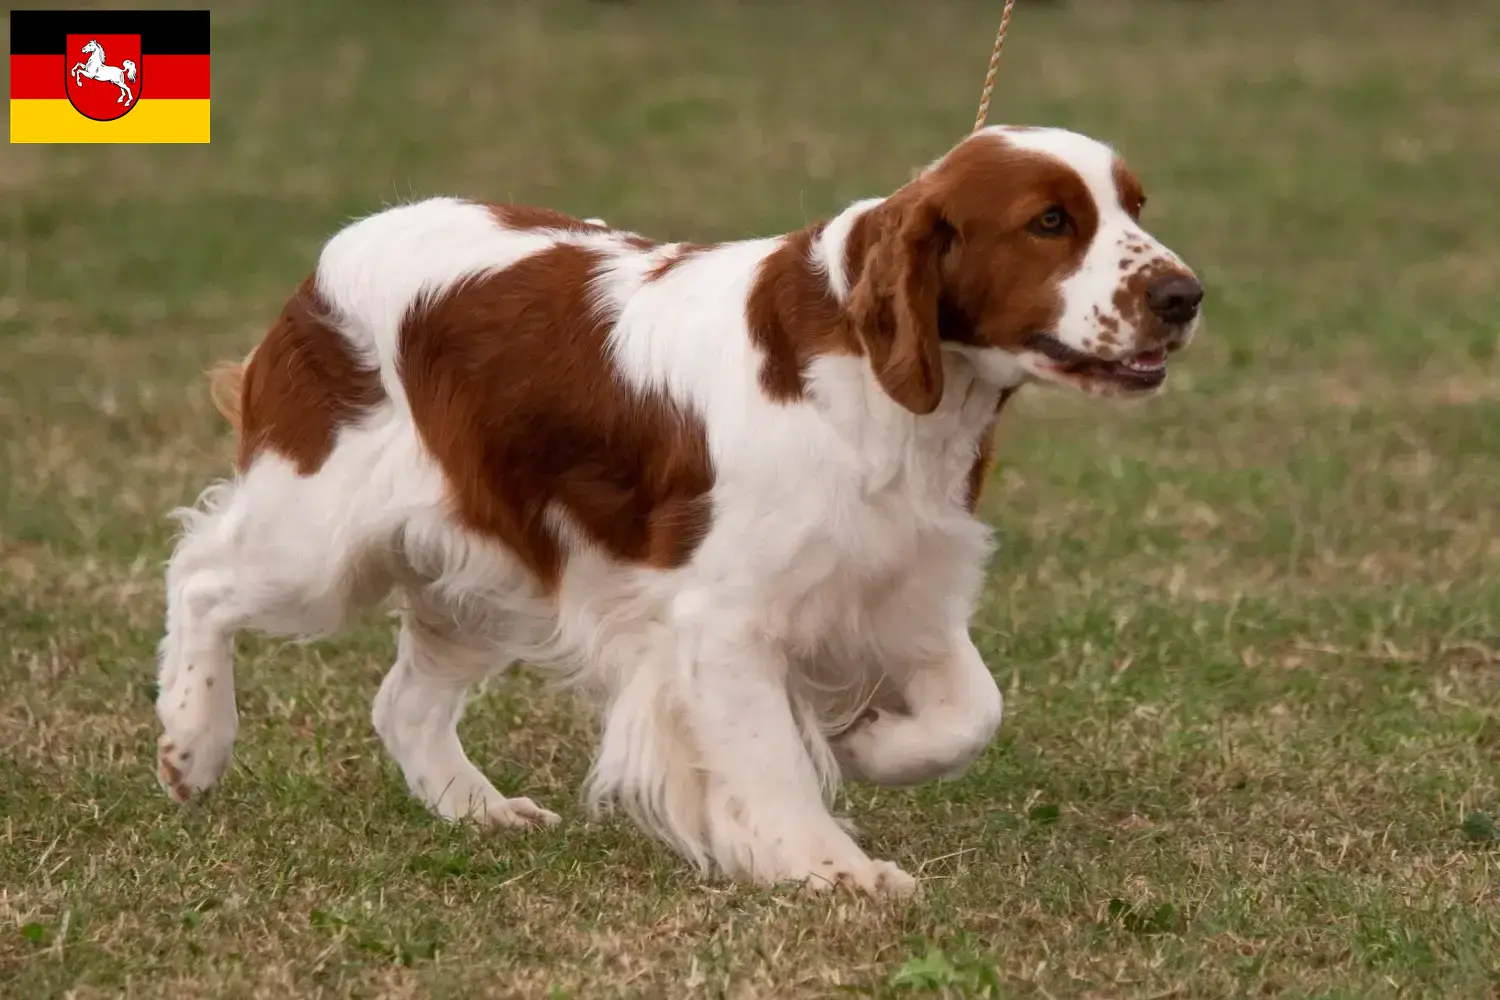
[[1146, 274, 1203, 325]]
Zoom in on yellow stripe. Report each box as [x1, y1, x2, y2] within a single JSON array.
[[10, 99, 210, 144]]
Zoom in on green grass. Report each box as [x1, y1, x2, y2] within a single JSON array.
[[3, 0, 1499, 996]]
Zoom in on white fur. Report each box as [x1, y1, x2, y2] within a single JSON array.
[[812, 197, 884, 304], [156, 126, 1189, 895]]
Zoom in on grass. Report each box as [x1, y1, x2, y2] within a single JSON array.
[[3, 0, 1499, 996]]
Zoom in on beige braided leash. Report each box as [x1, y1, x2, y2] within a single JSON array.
[[972, 0, 1017, 133]]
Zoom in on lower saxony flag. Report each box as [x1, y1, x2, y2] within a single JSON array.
[[10, 9, 210, 143]]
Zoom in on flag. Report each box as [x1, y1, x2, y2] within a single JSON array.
[[10, 9, 210, 143]]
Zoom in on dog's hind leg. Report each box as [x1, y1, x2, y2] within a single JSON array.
[[156, 450, 393, 801], [155, 489, 246, 802]]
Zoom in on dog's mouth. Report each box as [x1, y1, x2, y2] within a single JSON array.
[[1022, 333, 1169, 393]]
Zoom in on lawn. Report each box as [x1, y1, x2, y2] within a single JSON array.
[[2, 0, 1498, 996]]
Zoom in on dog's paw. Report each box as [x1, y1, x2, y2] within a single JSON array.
[[796, 856, 918, 897], [156, 731, 233, 802], [426, 774, 561, 830]]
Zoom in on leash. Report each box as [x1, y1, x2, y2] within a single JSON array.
[[972, 0, 1017, 133]]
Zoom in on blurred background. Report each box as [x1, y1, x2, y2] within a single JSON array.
[[3, 2, 1497, 997]]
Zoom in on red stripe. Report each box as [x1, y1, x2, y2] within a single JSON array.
[[10, 56, 61, 99], [10, 54, 210, 99]]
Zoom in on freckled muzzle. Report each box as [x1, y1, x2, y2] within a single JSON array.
[[1023, 263, 1203, 395]]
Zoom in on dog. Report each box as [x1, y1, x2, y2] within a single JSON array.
[[156, 125, 1202, 895]]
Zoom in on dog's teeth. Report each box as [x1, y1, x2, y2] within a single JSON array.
[[1121, 355, 1164, 373]]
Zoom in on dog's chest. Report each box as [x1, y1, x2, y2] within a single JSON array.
[[767, 424, 994, 651]]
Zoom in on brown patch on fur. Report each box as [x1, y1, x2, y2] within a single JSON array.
[[1112, 159, 1146, 220], [398, 244, 715, 590], [745, 222, 861, 402], [233, 278, 386, 475], [489, 203, 657, 250], [921, 137, 1100, 351], [842, 134, 1099, 412], [1095, 305, 1122, 346], [490, 203, 598, 233], [845, 200, 951, 413], [157, 752, 187, 800], [843, 210, 878, 289], [963, 388, 1016, 512], [647, 242, 711, 281]]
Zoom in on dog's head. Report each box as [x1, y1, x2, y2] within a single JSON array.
[[848, 125, 1203, 412]]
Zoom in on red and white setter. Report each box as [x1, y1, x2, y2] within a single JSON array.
[[158, 125, 1202, 895]]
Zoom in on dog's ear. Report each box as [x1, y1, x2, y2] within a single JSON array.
[[848, 196, 950, 415]]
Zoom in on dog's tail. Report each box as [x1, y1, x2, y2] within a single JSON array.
[[207, 352, 252, 434]]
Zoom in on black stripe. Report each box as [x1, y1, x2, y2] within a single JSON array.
[[10, 9, 210, 55]]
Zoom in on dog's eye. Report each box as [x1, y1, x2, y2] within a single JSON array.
[[1028, 207, 1073, 238]]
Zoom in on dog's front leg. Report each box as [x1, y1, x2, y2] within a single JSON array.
[[832, 628, 1003, 787], [686, 628, 917, 896]]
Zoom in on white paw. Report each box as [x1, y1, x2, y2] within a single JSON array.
[[481, 795, 562, 829], [796, 855, 918, 897], [424, 775, 560, 829], [157, 730, 234, 802], [156, 669, 236, 802]]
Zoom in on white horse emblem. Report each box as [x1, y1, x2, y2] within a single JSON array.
[[70, 39, 137, 107]]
